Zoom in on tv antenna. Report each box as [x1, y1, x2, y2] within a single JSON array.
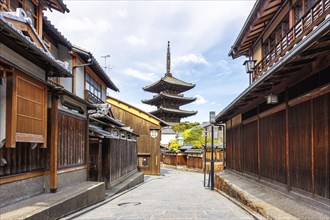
[[101, 54, 111, 71]]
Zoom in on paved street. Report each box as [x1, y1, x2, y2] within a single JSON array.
[[74, 169, 255, 220]]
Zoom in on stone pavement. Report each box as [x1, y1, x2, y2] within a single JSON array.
[[0, 172, 144, 220], [72, 168, 259, 220], [215, 170, 330, 220]]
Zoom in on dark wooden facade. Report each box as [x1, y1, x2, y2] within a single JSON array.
[[107, 96, 165, 175], [102, 137, 137, 187], [57, 111, 87, 169], [219, 0, 330, 201], [226, 91, 329, 199]]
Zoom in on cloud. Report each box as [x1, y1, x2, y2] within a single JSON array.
[[126, 35, 147, 46], [117, 9, 127, 18], [214, 59, 232, 77], [195, 94, 208, 105], [173, 54, 208, 66], [123, 68, 156, 82], [56, 16, 111, 33]]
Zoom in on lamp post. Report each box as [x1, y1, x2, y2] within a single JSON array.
[[209, 111, 216, 190], [203, 129, 207, 187]]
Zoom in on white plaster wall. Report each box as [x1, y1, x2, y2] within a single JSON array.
[[75, 59, 85, 99], [0, 43, 45, 80], [58, 44, 73, 92], [161, 133, 176, 145], [50, 44, 59, 59], [102, 87, 106, 101], [0, 80, 6, 144]]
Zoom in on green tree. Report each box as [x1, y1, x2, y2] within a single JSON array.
[[168, 139, 180, 151], [172, 122, 200, 133], [182, 125, 204, 149]]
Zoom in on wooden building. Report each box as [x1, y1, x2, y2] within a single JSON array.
[[0, 0, 135, 208], [107, 96, 167, 175], [216, 0, 329, 202], [142, 41, 197, 124], [69, 46, 140, 188], [0, 0, 85, 207]]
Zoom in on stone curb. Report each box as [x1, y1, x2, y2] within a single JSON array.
[[215, 175, 299, 220]]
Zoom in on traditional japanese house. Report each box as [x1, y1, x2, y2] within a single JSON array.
[[107, 96, 167, 175], [142, 41, 197, 124], [216, 0, 330, 202], [70, 46, 142, 188], [0, 1, 113, 210], [0, 0, 105, 208]]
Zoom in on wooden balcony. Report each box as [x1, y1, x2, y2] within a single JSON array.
[[252, 0, 330, 82], [85, 90, 103, 104]]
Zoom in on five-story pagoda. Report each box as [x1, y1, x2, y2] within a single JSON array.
[[142, 42, 197, 124]]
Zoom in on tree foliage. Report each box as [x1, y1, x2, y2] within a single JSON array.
[[172, 122, 200, 133], [168, 139, 180, 151], [182, 125, 204, 149]]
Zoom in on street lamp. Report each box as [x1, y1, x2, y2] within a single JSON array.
[[243, 59, 256, 85], [209, 111, 215, 190]]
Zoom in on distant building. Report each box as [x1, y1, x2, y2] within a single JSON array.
[[142, 41, 197, 124], [107, 96, 168, 175], [201, 122, 223, 144]]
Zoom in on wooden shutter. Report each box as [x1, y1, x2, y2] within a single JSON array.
[[6, 71, 48, 148]]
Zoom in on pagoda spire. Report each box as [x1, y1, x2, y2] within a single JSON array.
[[166, 41, 172, 77]]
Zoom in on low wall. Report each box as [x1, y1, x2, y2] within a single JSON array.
[[0, 168, 87, 208]]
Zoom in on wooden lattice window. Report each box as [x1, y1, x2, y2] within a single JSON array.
[[6, 71, 48, 148], [9, 0, 39, 29]]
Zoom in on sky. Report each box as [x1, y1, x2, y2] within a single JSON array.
[[45, 0, 255, 123]]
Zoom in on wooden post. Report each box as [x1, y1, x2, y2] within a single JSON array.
[[50, 94, 59, 193], [257, 106, 261, 180], [6, 72, 16, 148], [97, 139, 102, 182], [285, 89, 291, 192], [72, 55, 77, 94], [311, 99, 315, 196]]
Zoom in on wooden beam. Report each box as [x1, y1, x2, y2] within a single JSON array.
[[0, 171, 48, 185], [16, 133, 44, 143], [6, 72, 17, 148], [50, 94, 59, 193], [301, 46, 330, 57]]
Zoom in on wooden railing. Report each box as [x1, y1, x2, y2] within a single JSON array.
[[85, 90, 103, 104], [252, 0, 330, 82]]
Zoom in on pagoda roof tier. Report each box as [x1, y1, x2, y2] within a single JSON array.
[[142, 92, 197, 106], [143, 75, 195, 93], [150, 106, 197, 117]]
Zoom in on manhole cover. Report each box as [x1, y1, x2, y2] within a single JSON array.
[[117, 202, 141, 207]]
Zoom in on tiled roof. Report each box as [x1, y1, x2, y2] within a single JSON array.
[[0, 13, 72, 77], [72, 46, 119, 92], [142, 92, 196, 105], [150, 106, 197, 116], [143, 75, 195, 93]]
